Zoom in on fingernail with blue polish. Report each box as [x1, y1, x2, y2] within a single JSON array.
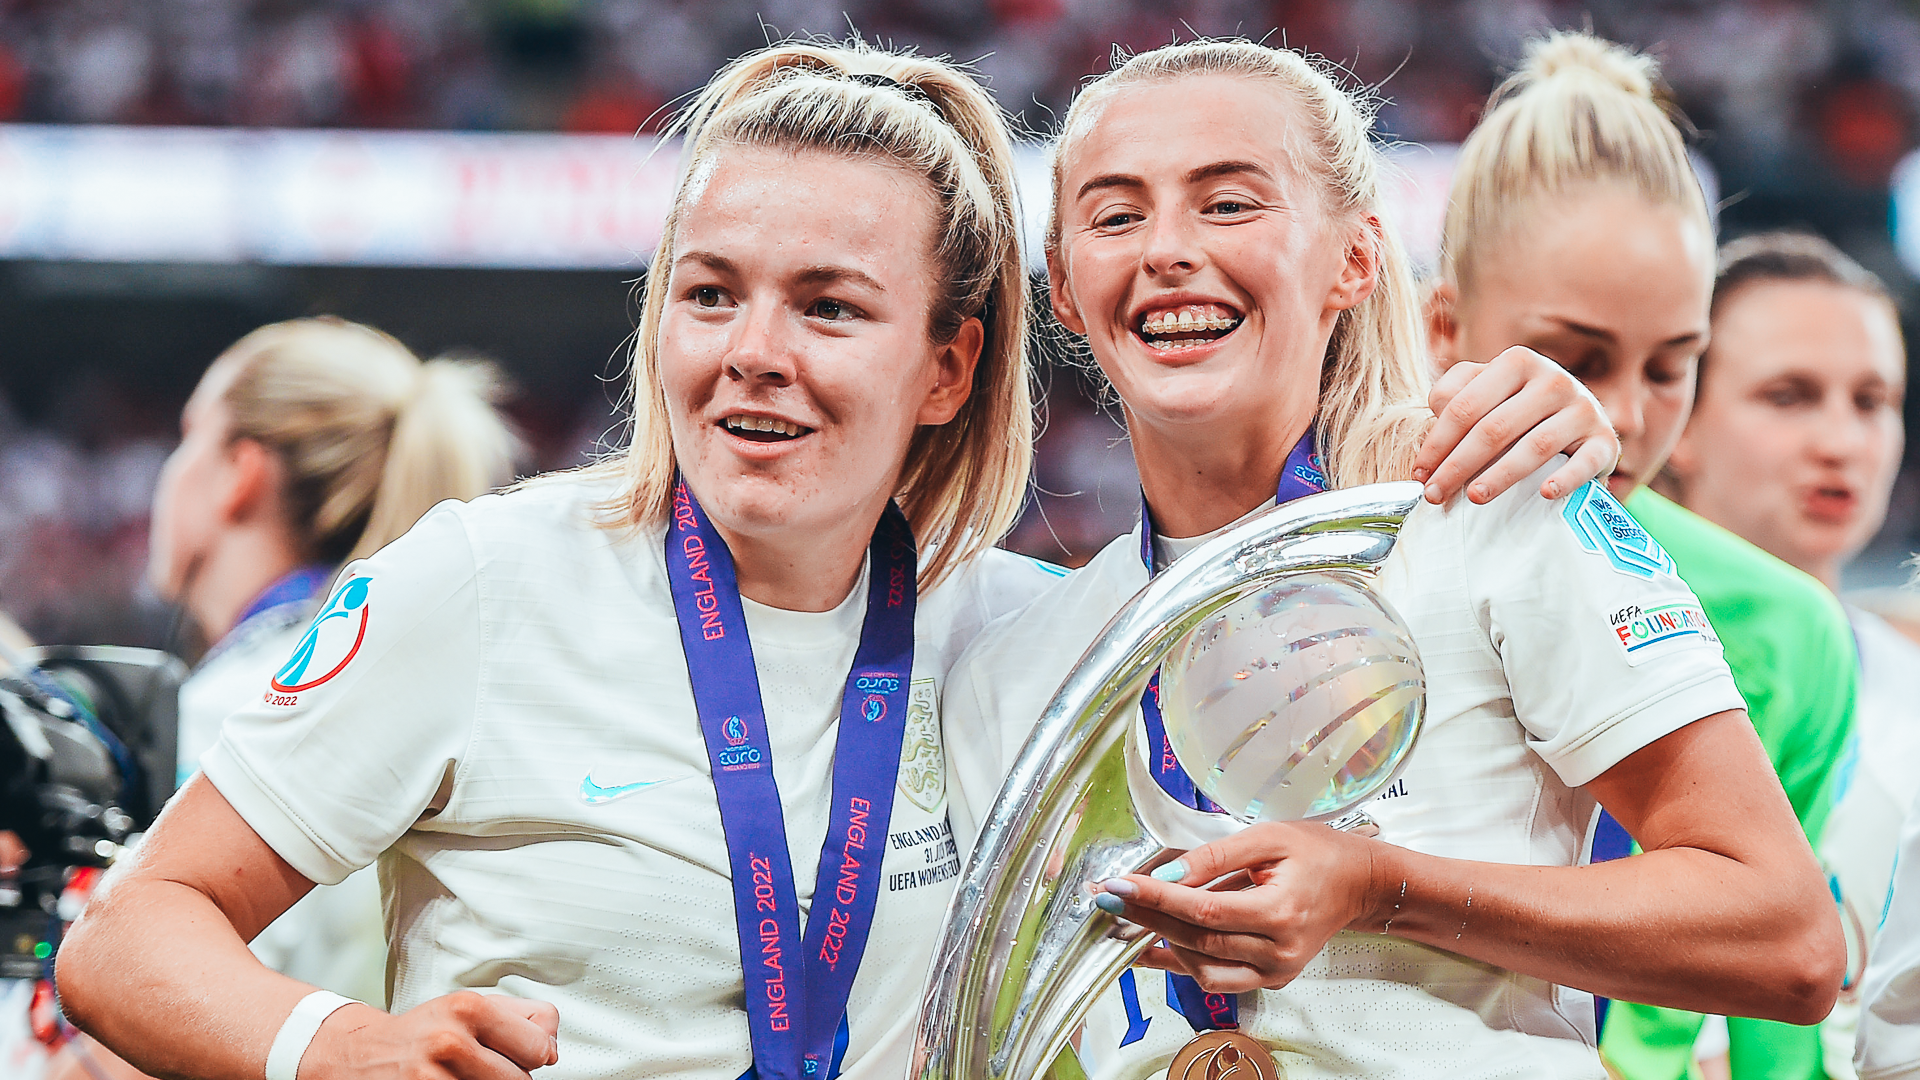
[[1151, 859, 1188, 883], [1093, 892, 1126, 915]]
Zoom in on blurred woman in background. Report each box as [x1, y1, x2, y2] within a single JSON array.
[[1420, 40, 1863, 1080], [1651, 232, 1912, 1080], [50, 316, 517, 1079], [154, 316, 519, 1002]]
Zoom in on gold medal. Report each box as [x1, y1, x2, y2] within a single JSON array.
[[1167, 1030, 1282, 1080]]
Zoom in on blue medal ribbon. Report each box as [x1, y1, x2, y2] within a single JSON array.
[[234, 564, 334, 629], [665, 477, 917, 1080], [1134, 426, 1324, 1033]]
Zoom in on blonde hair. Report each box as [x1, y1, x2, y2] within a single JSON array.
[[604, 41, 1032, 590], [1047, 40, 1430, 489], [217, 317, 518, 565], [1439, 30, 1710, 292]]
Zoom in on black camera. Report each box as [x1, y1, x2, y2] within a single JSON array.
[[0, 646, 185, 980]]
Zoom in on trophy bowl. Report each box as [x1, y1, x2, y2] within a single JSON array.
[[1159, 572, 1424, 825], [911, 482, 1428, 1080]]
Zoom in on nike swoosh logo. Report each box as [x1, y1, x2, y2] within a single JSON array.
[[579, 773, 685, 805]]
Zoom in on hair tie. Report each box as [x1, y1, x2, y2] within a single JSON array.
[[850, 72, 948, 121]]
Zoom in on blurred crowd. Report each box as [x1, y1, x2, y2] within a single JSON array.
[[1, 0, 1918, 651], [0, 0, 1911, 183]]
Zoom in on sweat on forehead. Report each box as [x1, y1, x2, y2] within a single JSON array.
[[670, 144, 935, 251]]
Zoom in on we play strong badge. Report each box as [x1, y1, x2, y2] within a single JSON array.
[[1609, 601, 1720, 667]]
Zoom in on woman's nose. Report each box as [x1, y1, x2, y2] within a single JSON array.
[[727, 303, 796, 385], [1142, 214, 1203, 278], [1593, 380, 1645, 442], [1809, 393, 1871, 462]]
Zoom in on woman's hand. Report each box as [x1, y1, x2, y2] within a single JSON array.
[[1090, 714, 1841, 1022], [305, 993, 560, 1080], [1414, 346, 1620, 505], [1091, 823, 1380, 994]]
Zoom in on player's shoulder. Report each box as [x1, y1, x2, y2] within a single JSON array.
[[940, 545, 1071, 603], [450, 468, 631, 540], [912, 545, 1072, 665], [436, 469, 659, 570], [1434, 462, 1696, 592], [956, 531, 1140, 676], [355, 469, 656, 620]]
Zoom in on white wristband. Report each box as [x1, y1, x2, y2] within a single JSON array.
[[265, 990, 357, 1080]]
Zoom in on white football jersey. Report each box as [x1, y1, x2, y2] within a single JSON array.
[[943, 463, 1744, 1080], [201, 473, 1065, 1080], [178, 598, 388, 1007], [1837, 609, 1920, 1080]]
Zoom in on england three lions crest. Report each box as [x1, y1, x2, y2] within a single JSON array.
[[896, 678, 944, 812]]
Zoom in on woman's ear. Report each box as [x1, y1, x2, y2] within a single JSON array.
[[219, 437, 280, 527], [1426, 279, 1463, 366], [917, 316, 984, 426], [1046, 250, 1087, 336], [1325, 218, 1383, 314]]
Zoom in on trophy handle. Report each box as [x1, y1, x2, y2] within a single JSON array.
[[912, 481, 1424, 1080]]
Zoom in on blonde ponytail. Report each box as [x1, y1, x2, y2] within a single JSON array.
[[217, 317, 518, 566], [352, 358, 515, 561], [601, 39, 1032, 590], [1049, 40, 1430, 488], [1439, 30, 1709, 291]]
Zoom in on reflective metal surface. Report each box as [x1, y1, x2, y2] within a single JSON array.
[[911, 482, 1425, 1080], [1160, 573, 1424, 824]]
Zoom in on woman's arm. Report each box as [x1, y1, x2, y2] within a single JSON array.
[[1415, 345, 1620, 504], [57, 777, 560, 1080], [1097, 711, 1844, 1024]]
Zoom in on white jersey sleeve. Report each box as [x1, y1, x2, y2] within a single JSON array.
[[1455, 474, 1744, 787], [200, 502, 481, 886], [1858, 783, 1920, 1078]]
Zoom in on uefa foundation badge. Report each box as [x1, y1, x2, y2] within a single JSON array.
[[265, 576, 371, 705]]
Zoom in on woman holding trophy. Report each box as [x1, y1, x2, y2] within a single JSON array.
[[50, 37, 1614, 1080], [945, 32, 1844, 1080]]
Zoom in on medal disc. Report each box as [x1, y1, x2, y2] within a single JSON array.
[[1167, 1030, 1282, 1080]]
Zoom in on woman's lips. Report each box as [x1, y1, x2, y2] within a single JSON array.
[[1802, 486, 1858, 525]]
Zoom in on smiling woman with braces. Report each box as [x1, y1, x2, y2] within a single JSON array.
[[945, 33, 1845, 1080]]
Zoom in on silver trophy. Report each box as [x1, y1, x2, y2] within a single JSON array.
[[912, 482, 1428, 1080]]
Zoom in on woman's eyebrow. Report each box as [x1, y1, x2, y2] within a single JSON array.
[[1076, 172, 1144, 200], [676, 250, 736, 275], [794, 265, 886, 292], [1074, 160, 1274, 201], [1185, 159, 1271, 184]]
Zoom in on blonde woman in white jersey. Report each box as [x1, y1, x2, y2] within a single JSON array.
[[155, 320, 517, 1012], [46, 318, 517, 1080], [944, 36, 1843, 1080], [52, 42, 1066, 1080], [54, 40, 1638, 1080]]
